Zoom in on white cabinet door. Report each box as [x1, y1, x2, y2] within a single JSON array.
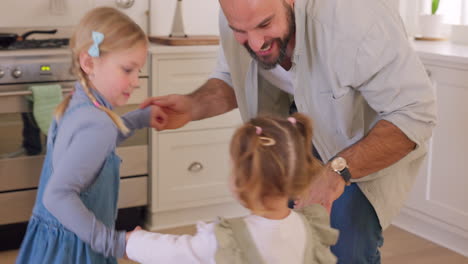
[[399, 60, 468, 256], [406, 64, 468, 231], [154, 128, 235, 210], [148, 45, 246, 230]]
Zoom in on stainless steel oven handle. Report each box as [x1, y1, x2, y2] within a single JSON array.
[[0, 87, 74, 97]]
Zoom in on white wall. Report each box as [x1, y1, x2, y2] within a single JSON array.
[[149, 0, 220, 36], [0, 0, 219, 37], [0, 0, 94, 28]]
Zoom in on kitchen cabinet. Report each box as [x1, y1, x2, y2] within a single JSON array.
[[393, 42, 468, 257], [147, 44, 247, 230]]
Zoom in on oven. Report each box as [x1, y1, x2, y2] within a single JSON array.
[[0, 43, 150, 250]]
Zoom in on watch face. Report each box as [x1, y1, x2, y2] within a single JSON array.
[[331, 157, 347, 171]]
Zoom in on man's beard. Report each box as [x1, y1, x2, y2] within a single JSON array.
[[244, 4, 295, 70]]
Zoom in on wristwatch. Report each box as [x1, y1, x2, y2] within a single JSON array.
[[330, 156, 352, 185]]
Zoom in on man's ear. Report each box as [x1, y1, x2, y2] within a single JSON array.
[[79, 51, 94, 75]]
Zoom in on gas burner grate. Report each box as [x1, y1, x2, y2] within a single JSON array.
[[0, 38, 69, 50]]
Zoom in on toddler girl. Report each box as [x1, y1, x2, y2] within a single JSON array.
[[126, 113, 338, 264], [16, 7, 152, 264]]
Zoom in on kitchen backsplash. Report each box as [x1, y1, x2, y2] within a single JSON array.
[[149, 0, 220, 36], [0, 0, 219, 37]]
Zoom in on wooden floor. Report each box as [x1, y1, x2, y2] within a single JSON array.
[[1, 225, 467, 263]]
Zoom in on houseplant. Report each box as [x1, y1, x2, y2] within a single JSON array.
[[419, 0, 444, 38]]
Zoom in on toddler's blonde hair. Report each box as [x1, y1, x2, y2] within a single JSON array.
[[230, 113, 323, 212]]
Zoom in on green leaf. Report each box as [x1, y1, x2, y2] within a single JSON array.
[[432, 0, 440, 15]]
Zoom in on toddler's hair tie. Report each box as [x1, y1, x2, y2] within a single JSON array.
[[259, 136, 276, 146], [255, 126, 262, 135], [88, 31, 104, 57], [254, 125, 275, 146], [287, 117, 297, 125], [93, 100, 100, 108]]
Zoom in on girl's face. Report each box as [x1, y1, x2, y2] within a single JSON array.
[[89, 42, 147, 107]]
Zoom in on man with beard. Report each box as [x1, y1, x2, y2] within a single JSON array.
[[142, 0, 436, 263]]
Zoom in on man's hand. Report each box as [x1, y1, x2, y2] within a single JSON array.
[[142, 94, 193, 131], [295, 168, 346, 213]]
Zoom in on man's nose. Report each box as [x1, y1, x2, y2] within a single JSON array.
[[247, 31, 264, 52]]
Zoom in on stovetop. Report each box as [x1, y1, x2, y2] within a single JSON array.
[[0, 38, 69, 50]]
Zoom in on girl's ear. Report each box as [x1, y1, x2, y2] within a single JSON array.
[[79, 51, 94, 75]]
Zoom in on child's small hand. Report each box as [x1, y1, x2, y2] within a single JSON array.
[[125, 226, 142, 242], [149, 105, 168, 131], [124, 226, 143, 259]]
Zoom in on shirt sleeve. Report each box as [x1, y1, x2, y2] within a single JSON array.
[[126, 222, 218, 264], [117, 106, 151, 144], [351, 20, 437, 146], [43, 115, 126, 258], [209, 47, 234, 87]]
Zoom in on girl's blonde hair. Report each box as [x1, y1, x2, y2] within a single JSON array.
[[230, 112, 323, 211], [55, 7, 148, 134]]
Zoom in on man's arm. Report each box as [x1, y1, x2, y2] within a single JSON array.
[[338, 120, 416, 179], [139, 78, 237, 130], [189, 78, 237, 120], [298, 120, 416, 212]]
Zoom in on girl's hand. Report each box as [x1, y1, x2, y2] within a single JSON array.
[[126, 226, 142, 242], [124, 226, 142, 259], [141, 94, 194, 131], [148, 105, 168, 131]]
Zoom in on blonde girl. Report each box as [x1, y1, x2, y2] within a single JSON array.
[[125, 113, 338, 264], [16, 7, 153, 264]]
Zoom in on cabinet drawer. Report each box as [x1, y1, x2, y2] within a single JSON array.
[[424, 64, 468, 88], [0, 176, 148, 225], [154, 128, 235, 210], [0, 145, 148, 192], [154, 57, 242, 131]]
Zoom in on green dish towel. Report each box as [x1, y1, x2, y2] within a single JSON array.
[[28, 84, 63, 135]]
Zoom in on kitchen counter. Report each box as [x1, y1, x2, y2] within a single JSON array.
[[412, 40, 468, 66]]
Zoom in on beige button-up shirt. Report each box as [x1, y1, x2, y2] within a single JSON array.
[[211, 0, 437, 229]]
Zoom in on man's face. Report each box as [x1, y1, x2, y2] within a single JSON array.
[[220, 0, 295, 69]]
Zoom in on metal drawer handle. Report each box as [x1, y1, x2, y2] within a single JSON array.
[[0, 87, 74, 97], [188, 162, 203, 173]]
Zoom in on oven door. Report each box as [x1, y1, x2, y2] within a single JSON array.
[[0, 78, 149, 226]]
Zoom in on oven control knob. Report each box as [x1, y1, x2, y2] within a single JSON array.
[[0, 69, 4, 78], [12, 68, 22, 78]]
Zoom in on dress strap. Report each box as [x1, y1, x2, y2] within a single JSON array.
[[295, 205, 339, 264], [214, 217, 265, 264], [297, 210, 316, 263], [226, 217, 264, 264]]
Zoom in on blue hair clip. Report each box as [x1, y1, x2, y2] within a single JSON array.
[[88, 31, 104, 57]]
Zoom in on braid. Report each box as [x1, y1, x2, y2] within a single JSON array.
[[54, 94, 73, 121], [76, 68, 130, 135]]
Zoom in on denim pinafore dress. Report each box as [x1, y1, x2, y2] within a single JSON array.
[[16, 102, 121, 264]]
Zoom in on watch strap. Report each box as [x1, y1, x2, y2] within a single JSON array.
[[339, 167, 352, 185]]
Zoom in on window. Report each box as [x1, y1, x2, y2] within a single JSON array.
[[422, 0, 468, 25], [399, 0, 468, 37]]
